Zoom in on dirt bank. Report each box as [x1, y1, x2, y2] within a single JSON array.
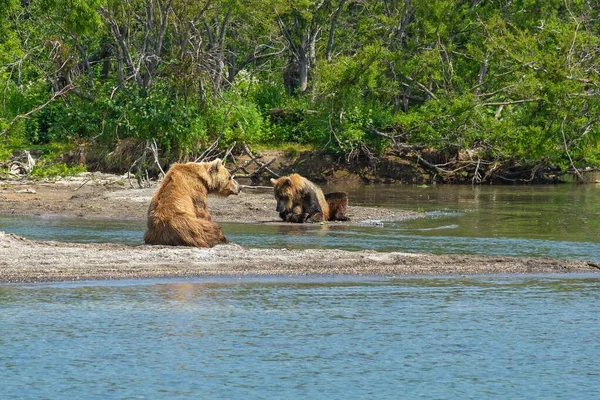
[[0, 175, 598, 283]]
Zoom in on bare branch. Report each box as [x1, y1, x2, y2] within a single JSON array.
[[237, 142, 279, 178], [147, 138, 166, 177], [561, 115, 583, 181], [403, 75, 438, 100], [479, 98, 542, 107]]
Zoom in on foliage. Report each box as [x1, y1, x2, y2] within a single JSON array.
[[1, 0, 599, 179], [30, 162, 86, 178]]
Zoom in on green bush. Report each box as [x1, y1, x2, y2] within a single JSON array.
[[30, 162, 86, 178]]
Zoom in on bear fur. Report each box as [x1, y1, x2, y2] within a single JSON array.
[[144, 159, 240, 247], [270, 174, 349, 223], [279, 203, 310, 223]]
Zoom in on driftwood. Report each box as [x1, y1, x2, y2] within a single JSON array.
[[127, 139, 166, 188], [195, 136, 222, 162], [231, 142, 280, 181], [0, 151, 36, 179], [239, 185, 273, 190], [121, 140, 279, 187], [367, 124, 568, 183], [413, 151, 564, 184]]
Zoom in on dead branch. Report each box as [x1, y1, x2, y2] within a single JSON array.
[[147, 138, 166, 177], [0, 151, 37, 180], [481, 162, 501, 182], [239, 184, 273, 190], [479, 98, 542, 107], [230, 158, 252, 176], [74, 178, 92, 191], [221, 141, 236, 165], [127, 151, 149, 188], [239, 142, 280, 179], [251, 157, 277, 177], [403, 75, 438, 100], [472, 158, 481, 185], [561, 115, 584, 181], [195, 135, 222, 162], [416, 154, 455, 174]]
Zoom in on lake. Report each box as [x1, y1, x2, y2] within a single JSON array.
[[1, 275, 599, 399]]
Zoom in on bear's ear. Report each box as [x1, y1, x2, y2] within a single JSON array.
[[270, 178, 278, 185], [210, 158, 223, 172]]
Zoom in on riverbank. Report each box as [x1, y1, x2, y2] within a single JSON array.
[[0, 175, 598, 283], [83, 147, 600, 184]]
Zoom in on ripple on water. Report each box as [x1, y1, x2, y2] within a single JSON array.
[[0, 276, 599, 399]]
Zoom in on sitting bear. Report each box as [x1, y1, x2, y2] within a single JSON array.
[[144, 159, 240, 247], [270, 174, 349, 223]]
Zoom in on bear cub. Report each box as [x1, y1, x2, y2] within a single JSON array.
[[270, 173, 349, 223], [144, 159, 240, 247]]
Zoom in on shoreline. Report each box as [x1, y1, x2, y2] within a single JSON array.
[[0, 176, 598, 283]]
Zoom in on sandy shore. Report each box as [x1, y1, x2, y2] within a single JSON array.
[[1, 174, 598, 283]]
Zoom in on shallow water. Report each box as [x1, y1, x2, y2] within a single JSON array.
[[334, 183, 599, 244], [1, 184, 598, 261], [1, 276, 599, 399]]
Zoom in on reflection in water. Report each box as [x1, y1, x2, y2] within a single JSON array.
[[154, 282, 225, 304], [1, 276, 599, 399], [275, 221, 332, 236]]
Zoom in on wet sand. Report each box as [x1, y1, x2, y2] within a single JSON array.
[[1, 175, 598, 283]]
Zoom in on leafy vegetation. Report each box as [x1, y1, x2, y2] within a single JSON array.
[[1, 0, 599, 182]]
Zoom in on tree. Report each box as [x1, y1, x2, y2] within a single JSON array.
[[277, 0, 342, 94]]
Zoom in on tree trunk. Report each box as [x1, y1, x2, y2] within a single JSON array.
[[298, 51, 309, 93], [326, 0, 347, 62]]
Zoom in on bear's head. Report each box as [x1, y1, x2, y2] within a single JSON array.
[[202, 158, 241, 196], [270, 175, 297, 213]]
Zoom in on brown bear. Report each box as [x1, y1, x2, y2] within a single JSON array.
[[144, 159, 240, 247], [270, 174, 349, 223]]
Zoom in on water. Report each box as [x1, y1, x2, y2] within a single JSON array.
[[0, 216, 145, 244], [335, 183, 600, 243], [1, 184, 598, 261], [2, 186, 598, 398], [1, 276, 598, 399]]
